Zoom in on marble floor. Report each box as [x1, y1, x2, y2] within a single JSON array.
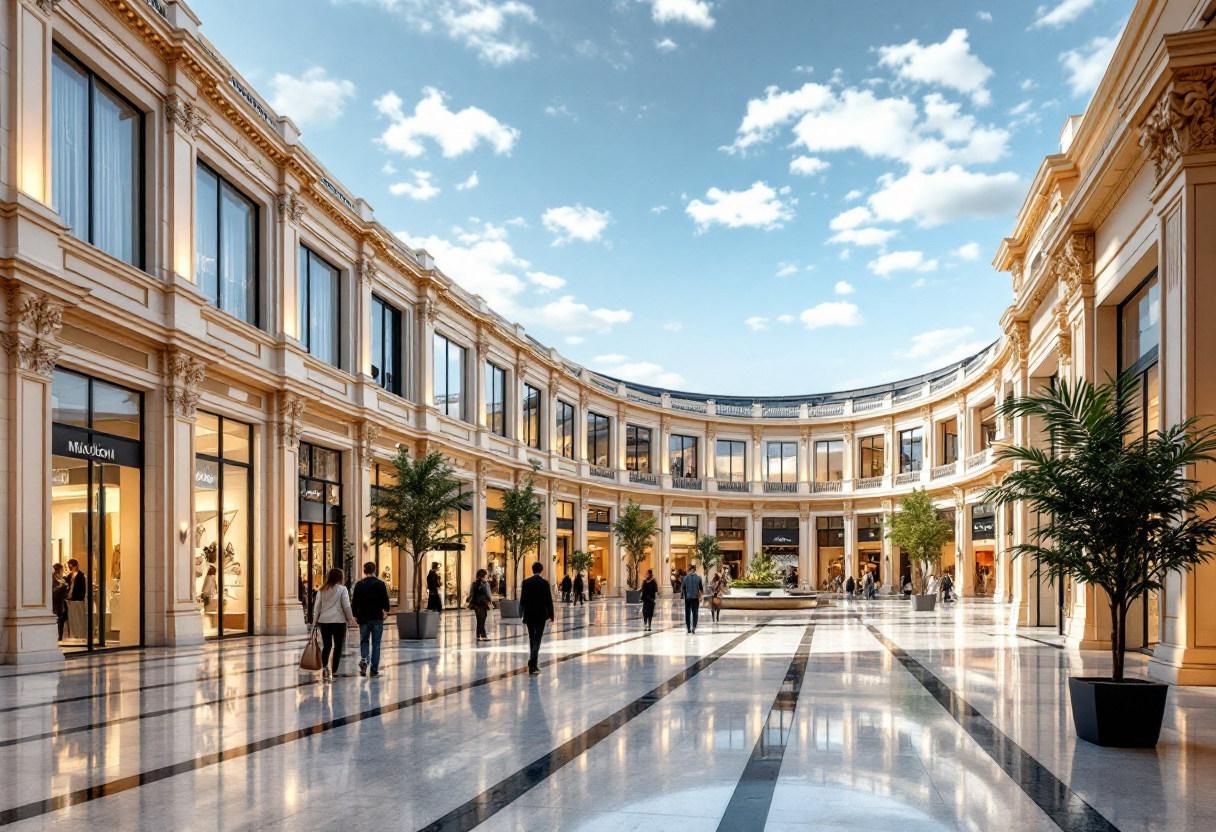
[[0, 600, 1212, 831]]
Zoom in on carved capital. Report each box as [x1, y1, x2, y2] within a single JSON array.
[[424, 298, 439, 326], [162, 349, 206, 419], [920, 404, 932, 423], [276, 392, 307, 450], [1, 332, 60, 377], [1007, 320, 1030, 369], [955, 392, 967, 414], [6, 285, 64, 339], [1010, 259, 1024, 294], [1056, 234, 1093, 302], [579, 388, 590, 410], [952, 486, 965, 509], [33, 0, 61, 15], [751, 424, 762, 443], [356, 257, 379, 287], [356, 421, 381, 469], [164, 94, 206, 138], [1139, 66, 1216, 181], [276, 190, 307, 226]]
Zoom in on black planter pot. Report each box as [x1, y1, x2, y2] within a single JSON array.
[[1068, 676, 1168, 748], [625, 590, 642, 604]]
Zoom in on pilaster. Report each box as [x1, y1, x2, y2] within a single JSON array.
[[266, 392, 307, 634]]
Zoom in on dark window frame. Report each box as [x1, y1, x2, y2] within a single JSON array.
[[765, 440, 797, 483], [898, 427, 923, 473], [626, 424, 652, 473], [587, 411, 611, 468], [370, 294, 403, 396], [813, 439, 843, 483], [715, 439, 747, 482], [858, 435, 884, 478], [670, 434, 699, 479], [195, 160, 260, 327], [523, 384, 543, 449], [485, 361, 507, 437], [556, 399, 575, 459], [433, 332, 467, 421], [298, 244, 342, 368]]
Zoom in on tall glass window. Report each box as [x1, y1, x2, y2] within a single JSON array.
[[1120, 274, 1160, 369], [899, 428, 923, 473], [715, 439, 746, 481], [370, 295, 403, 396], [194, 413, 253, 638], [814, 440, 843, 483], [626, 425, 651, 472], [941, 421, 959, 465], [556, 400, 575, 459], [766, 441, 797, 483], [486, 362, 506, 436], [52, 47, 142, 267], [670, 435, 698, 479], [196, 163, 257, 325], [523, 384, 542, 448], [858, 435, 884, 478], [433, 333, 466, 420], [587, 412, 610, 467], [298, 245, 340, 367]]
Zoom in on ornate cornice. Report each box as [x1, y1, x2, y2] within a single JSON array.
[[163, 349, 206, 419], [276, 393, 307, 450], [1141, 65, 1216, 181]]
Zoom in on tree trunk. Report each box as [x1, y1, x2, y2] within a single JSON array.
[[1110, 600, 1125, 682], [413, 553, 424, 613]]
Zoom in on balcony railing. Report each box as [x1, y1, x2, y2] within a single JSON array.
[[715, 479, 750, 492], [626, 389, 662, 406], [929, 375, 956, 393], [671, 398, 707, 414], [590, 376, 618, 393], [856, 476, 883, 490], [717, 403, 752, 418], [966, 448, 991, 470], [895, 471, 921, 485], [590, 466, 615, 480], [762, 404, 799, 419], [812, 480, 843, 493], [629, 471, 658, 486], [854, 397, 885, 412], [930, 462, 957, 480], [764, 481, 798, 493], [672, 477, 703, 490], [893, 388, 923, 404], [809, 403, 845, 418]]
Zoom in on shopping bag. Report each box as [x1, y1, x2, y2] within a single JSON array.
[[299, 627, 323, 672]]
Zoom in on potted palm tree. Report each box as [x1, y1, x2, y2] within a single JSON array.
[[613, 500, 658, 604], [568, 548, 595, 585], [368, 447, 467, 640], [694, 534, 723, 581], [486, 471, 544, 620], [886, 488, 953, 611], [986, 373, 1216, 747]]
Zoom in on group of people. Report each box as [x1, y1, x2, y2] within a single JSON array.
[[307, 562, 392, 681], [637, 565, 726, 633], [557, 573, 591, 605], [50, 560, 87, 640], [843, 571, 879, 600]]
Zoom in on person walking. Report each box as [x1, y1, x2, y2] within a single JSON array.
[[468, 568, 493, 642], [560, 573, 572, 604], [65, 559, 87, 640], [572, 573, 585, 606], [519, 562, 555, 674], [640, 569, 659, 631], [312, 568, 356, 681], [845, 574, 855, 600], [681, 564, 704, 634], [926, 573, 939, 598], [351, 561, 390, 677], [941, 572, 955, 603], [709, 570, 725, 623], [863, 571, 875, 601], [426, 562, 443, 613], [51, 563, 68, 640]]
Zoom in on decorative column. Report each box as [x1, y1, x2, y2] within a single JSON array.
[[954, 394, 968, 465], [276, 188, 308, 343], [842, 422, 854, 483], [705, 425, 716, 480], [656, 497, 670, 582], [921, 405, 934, 477], [474, 461, 490, 570], [515, 356, 529, 447], [842, 501, 856, 581], [547, 370, 561, 458], [355, 421, 381, 575], [798, 506, 812, 590], [9, 0, 53, 206], [419, 292, 440, 408], [267, 392, 307, 635], [954, 487, 972, 596], [164, 92, 206, 281], [356, 257, 379, 380], [475, 329, 488, 432], [881, 499, 894, 588], [883, 417, 894, 484], [798, 427, 811, 492], [747, 504, 762, 575], [616, 403, 629, 472], [0, 287, 64, 669], [751, 425, 763, 484], [578, 389, 590, 463], [659, 416, 672, 478]]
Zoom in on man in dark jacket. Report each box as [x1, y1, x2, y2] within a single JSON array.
[[519, 562, 555, 674], [352, 561, 391, 677], [426, 562, 443, 612], [572, 573, 585, 606], [560, 573, 572, 604]]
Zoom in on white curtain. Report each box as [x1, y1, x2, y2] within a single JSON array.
[[308, 252, 338, 366], [91, 84, 138, 265], [195, 167, 219, 304], [220, 185, 254, 323], [51, 54, 89, 241]]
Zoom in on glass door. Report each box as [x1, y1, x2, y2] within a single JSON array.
[[442, 551, 462, 609]]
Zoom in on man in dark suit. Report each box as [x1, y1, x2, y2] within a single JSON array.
[[519, 561, 555, 674]]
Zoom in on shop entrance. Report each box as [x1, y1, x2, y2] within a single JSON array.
[[298, 442, 343, 623], [50, 370, 143, 653], [194, 413, 253, 638]]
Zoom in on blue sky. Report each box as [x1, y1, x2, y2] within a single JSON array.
[[190, 0, 1132, 396]]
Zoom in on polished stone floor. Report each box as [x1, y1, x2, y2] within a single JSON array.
[[0, 599, 1212, 831]]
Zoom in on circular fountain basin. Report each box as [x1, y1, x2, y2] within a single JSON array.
[[719, 587, 821, 610]]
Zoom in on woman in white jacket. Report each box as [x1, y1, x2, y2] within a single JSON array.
[[313, 568, 356, 680]]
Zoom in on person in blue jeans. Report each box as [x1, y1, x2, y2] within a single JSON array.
[[351, 561, 391, 677], [681, 565, 704, 634]]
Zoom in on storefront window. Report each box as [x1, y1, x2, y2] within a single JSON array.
[[626, 425, 652, 472], [196, 162, 257, 326], [857, 515, 883, 585], [813, 440, 843, 482], [298, 442, 342, 623], [898, 428, 923, 473], [670, 434, 698, 478], [858, 435, 884, 478], [817, 516, 844, 590], [433, 333, 466, 420], [1120, 274, 1160, 369], [371, 462, 400, 608], [486, 488, 506, 596], [194, 413, 252, 638], [716, 516, 746, 579], [556, 500, 575, 576], [765, 441, 796, 483], [670, 513, 698, 574], [587, 506, 613, 593], [298, 245, 341, 367], [50, 370, 143, 652], [761, 517, 799, 585]]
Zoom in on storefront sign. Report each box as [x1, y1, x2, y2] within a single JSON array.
[[52, 425, 140, 468], [195, 460, 219, 489], [229, 77, 277, 129], [971, 509, 995, 540], [762, 528, 800, 546], [556, 518, 574, 531], [717, 529, 745, 541], [587, 521, 612, 533]]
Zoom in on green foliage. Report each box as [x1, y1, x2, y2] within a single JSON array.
[[612, 499, 658, 590], [694, 534, 724, 576], [885, 488, 953, 594], [984, 373, 1216, 681], [487, 471, 545, 599], [567, 549, 595, 577], [730, 551, 782, 589], [368, 447, 468, 612]]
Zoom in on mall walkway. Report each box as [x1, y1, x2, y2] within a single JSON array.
[[0, 600, 1211, 831]]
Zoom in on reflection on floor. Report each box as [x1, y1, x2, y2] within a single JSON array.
[[0, 600, 1213, 831]]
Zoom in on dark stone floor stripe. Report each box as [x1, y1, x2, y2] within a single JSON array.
[[0, 625, 663, 826], [716, 623, 815, 832], [415, 625, 767, 832], [862, 621, 1120, 832]]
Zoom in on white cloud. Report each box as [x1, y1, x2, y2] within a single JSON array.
[[789, 155, 830, 176], [800, 302, 863, 330], [565, 336, 584, 345], [456, 172, 480, 190], [777, 315, 794, 324], [433, 0, 538, 64], [834, 281, 855, 295], [640, 0, 714, 29], [952, 241, 982, 260], [1034, 0, 1102, 29], [381, 161, 398, 174], [686, 182, 794, 231], [545, 103, 576, 120], [977, 10, 992, 21], [594, 353, 629, 365], [1020, 78, 1037, 91], [744, 316, 769, 331], [527, 270, 566, 292], [650, 205, 668, 214], [375, 87, 519, 158], [662, 321, 683, 332], [655, 37, 678, 52], [593, 354, 684, 386], [775, 262, 799, 277], [1008, 100, 1033, 116], [795, 64, 814, 74], [389, 169, 441, 201], [269, 67, 356, 129], [844, 189, 863, 201], [531, 295, 632, 333], [898, 326, 986, 367], [1061, 35, 1118, 98], [541, 205, 612, 245], [828, 227, 897, 247], [867, 250, 938, 276], [877, 29, 993, 106], [829, 206, 874, 231], [724, 82, 833, 154], [910, 277, 927, 289], [867, 166, 1025, 226]]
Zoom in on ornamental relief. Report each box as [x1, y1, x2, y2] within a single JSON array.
[[276, 190, 307, 225], [162, 349, 206, 419], [276, 392, 307, 450], [163, 94, 207, 138], [0, 332, 61, 377], [1141, 65, 1216, 181], [356, 422, 382, 469]]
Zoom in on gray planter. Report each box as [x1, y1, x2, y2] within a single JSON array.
[[396, 610, 440, 640], [497, 599, 522, 619], [910, 594, 937, 612], [625, 590, 643, 604]]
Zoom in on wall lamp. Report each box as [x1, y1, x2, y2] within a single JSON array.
[[178, 522, 189, 544], [288, 529, 296, 548]]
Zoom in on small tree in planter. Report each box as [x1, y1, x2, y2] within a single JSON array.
[[613, 500, 658, 601], [730, 550, 783, 589], [487, 471, 544, 615], [368, 447, 467, 639], [694, 534, 724, 579], [885, 488, 953, 608], [568, 549, 595, 580], [986, 373, 1216, 747]]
